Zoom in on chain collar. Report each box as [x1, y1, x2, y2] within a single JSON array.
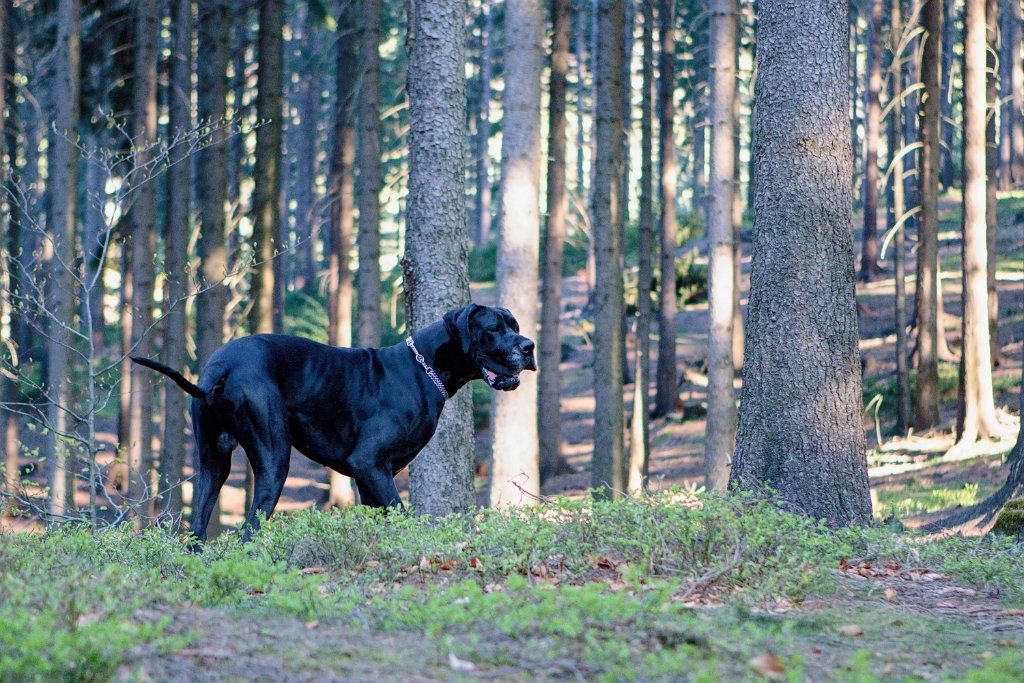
[[405, 337, 450, 400]]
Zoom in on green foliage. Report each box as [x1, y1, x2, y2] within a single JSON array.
[[961, 651, 1024, 682], [283, 291, 330, 344], [2, 493, 1023, 679], [991, 498, 1024, 541]]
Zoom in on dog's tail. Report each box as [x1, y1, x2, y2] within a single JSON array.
[[130, 356, 207, 398]]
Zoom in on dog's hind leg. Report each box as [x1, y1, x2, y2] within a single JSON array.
[[189, 412, 233, 545], [233, 393, 292, 541]]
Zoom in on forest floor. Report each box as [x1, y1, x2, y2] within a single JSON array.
[[2, 194, 1024, 681]]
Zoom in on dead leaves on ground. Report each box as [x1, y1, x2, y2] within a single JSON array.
[[839, 559, 947, 583]]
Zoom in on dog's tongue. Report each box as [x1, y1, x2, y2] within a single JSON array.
[[482, 367, 521, 389]]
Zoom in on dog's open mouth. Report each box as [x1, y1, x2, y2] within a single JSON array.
[[481, 366, 521, 391]]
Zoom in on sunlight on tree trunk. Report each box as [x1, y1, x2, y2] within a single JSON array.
[[704, 0, 737, 492]]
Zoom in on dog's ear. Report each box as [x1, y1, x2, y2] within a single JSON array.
[[443, 304, 484, 354]]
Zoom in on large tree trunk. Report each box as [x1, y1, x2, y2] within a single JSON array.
[[45, 0, 81, 516], [952, 0, 999, 452], [127, 0, 160, 513], [731, 0, 871, 526], [538, 0, 575, 482], [490, 0, 543, 507], [704, 0, 737, 492], [652, 0, 677, 419], [889, 0, 911, 436], [357, 0, 383, 349], [914, 0, 943, 431], [858, 0, 883, 282], [628, 0, 655, 492], [195, 0, 231, 537], [474, 0, 494, 247], [326, 0, 358, 508], [404, 0, 475, 515], [160, 0, 193, 521], [250, 0, 284, 335], [590, 0, 626, 498]]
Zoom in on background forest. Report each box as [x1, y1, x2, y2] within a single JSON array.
[[1, 0, 1024, 678]]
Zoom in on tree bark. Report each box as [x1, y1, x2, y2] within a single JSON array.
[[590, 0, 627, 499], [327, 0, 358, 507], [888, 0, 911, 436], [45, 0, 80, 515], [914, 0, 942, 431], [250, 0, 284, 336], [160, 0, 193, 521], [652, 0, 677, 419], [704, 0, 737, 492], [939, 0, 956, 190], [998, 3, 1012, 191], [474, 1, 494, 246], [195, 0, 231, 537], [490, 0, 542, 507], [953, 0, 999, 450], [293, 8, 320, 292], [859, 0, 883, 282], [404, 0, 475, 515], [127, 0, 160, 513], [731, 0, 872, 526], [985, 0, 1000, 366], [628, 0, 655, 492], [357, 0, 383, 349], [1009, 0, 1024, 186], [1, 0, 18, 493], [538, 0, 575, 481]]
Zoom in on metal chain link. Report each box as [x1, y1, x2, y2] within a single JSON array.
[[405, 337, 450, 400]]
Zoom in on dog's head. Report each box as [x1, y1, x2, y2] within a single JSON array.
[[443, 304, 537, 391]]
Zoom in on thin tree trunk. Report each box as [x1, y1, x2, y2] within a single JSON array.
[[574, 0, 587, 197], [357, 0, 383, 349], [127, 0, 160, 514], [704, 0, 737, 492], [404, 0, 475, 515], [940, 0, 956, 190], [538, 0, 575, 481], [999, 5, 1012, 191], [591, 0, 626, 498], [250, 0, 284, 335], [731, 24, 745, 374], [195, 0, 232, 538], [1, 0, 18, 494], [1009, 0, 1024, 186], [731, 0, 872, 526], [490, 0, 543, 507], [859, 0, 883, 282], [327, 0, 358, 507], [474, 0, 493, 246], [985, 0, 1000, 367], [953, 0, 999, 451], [160, 0, 193, 522], [653, 0, 678, 419], [628, 0, 655, 492], [889, 0, 911, 436], [45, 0, 80, 516], [293, 9, 320, 292], [914, 0, 942, 431]]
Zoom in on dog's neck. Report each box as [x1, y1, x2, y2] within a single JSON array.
[[407, 321, 478, 399]]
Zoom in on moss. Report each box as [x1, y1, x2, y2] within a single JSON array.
[[991, 498, 1024, 540]]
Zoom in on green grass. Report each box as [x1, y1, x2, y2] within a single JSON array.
[[2, 493, 1023, 681], [875, 481, 998, 518]]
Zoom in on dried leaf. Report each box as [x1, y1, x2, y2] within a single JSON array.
[[884, 588, 898, 602], [299, 566, 325, 576], [748, 653, 786, 680], [838, 624, 864, 637]]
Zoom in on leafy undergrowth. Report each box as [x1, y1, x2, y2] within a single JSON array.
[[2, 492, 1023, 681]]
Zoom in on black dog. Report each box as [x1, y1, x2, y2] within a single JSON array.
[[132, 304, 535, 543]]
